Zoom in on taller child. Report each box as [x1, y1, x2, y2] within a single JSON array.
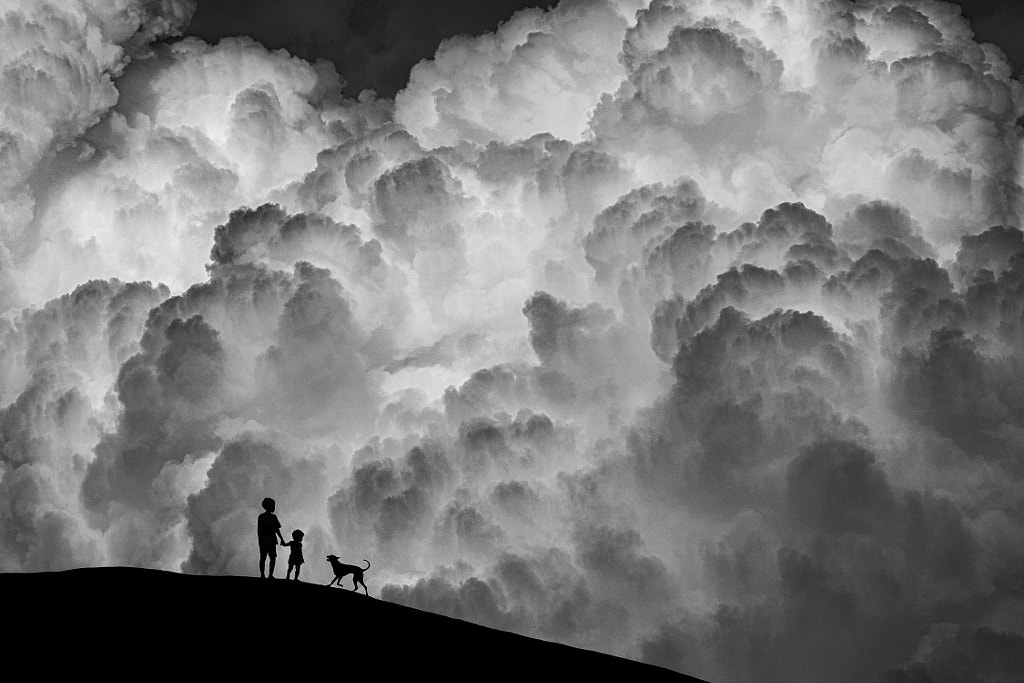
[[257, 497, 286, 578]]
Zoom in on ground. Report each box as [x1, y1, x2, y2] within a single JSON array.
[[3, 567, 704, 681]]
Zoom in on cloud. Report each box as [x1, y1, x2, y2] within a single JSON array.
[[255, 262, 378, 433], [0, 0, 195, 302], [17, 34, 351, 304], [834, 200, 937, 260], [395, 0, 634, 148], [0, 278, 168, 570], [885, 624, 1024, 682], [589, 0, 1024, 239]]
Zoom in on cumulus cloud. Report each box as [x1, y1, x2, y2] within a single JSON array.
[[0, 0, 195, 302], [395, 0, 636, 148], [3, 1, 1024, 682], [13, 32, 367, 306]]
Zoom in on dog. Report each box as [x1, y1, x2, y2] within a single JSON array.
[[326, 555, 370, 595]]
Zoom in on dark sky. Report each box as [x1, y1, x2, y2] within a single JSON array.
[[184, 0, 1024, 98], [955, 0, 1024, 74], [185, 0, 551, 98]]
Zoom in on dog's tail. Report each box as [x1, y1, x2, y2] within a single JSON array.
[[363, 559, 371, 571]]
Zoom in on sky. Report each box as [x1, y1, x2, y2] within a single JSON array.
[[182, 0, 1024, 96], [185, 0, 554, 97], [954, 0, 1024, 74], [3, 2, 1024, 682]]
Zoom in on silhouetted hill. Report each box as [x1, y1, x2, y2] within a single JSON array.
[[3, 568, 705, 681]]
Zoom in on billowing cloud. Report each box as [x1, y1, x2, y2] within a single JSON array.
[[0, 0, 194, 307], [395, 0, 637, 148]]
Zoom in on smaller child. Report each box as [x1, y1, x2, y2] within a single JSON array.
[[281, 529, 304, 581]]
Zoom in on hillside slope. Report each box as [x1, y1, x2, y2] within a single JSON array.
[[3, 568, 705, 681]]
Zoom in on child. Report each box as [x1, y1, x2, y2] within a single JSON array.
[[257, 497, 285, 578], [282, 529, 304, 581]]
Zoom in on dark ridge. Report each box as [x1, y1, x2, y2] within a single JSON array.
[[3, 567, 704, 681]]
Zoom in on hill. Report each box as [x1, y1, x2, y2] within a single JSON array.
[[2, 567, 705, 681]]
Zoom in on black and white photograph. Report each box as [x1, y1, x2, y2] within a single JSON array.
[[2, 1, 1024, 681]]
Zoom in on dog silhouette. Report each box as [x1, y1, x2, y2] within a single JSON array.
[[326, 555, 370, 595]]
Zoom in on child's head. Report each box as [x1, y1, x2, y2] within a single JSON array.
[[292, 529, 304, 541], [262, 497, 275, 512]]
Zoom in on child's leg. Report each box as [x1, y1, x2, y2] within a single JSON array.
[[286, 563, 293, 579], [294, 564, 301, 581]]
